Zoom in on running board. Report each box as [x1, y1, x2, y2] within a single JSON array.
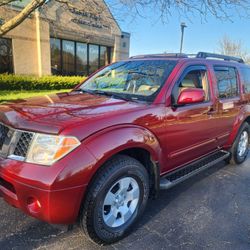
[[160, 150, 230, 190]]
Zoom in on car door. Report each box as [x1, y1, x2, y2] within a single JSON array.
[[211, 65, 242, 147], [162, 65, 218, 172]]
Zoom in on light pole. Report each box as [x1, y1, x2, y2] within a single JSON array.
[[180, 22, 187, 54]]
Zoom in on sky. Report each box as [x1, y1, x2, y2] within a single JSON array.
[[113, 6, 250, 57]]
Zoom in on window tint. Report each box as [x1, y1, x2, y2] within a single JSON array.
[[0, 38, 13, 74], [240, 67, 250, 93], [172, 68, 210, 104], [214, 66, 238, 99]]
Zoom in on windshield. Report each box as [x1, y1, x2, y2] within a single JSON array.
[[80, 60, 177, 102]]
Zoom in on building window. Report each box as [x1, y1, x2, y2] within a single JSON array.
[[100, 46, 107, 67], [122, 42, 126, 48], [89, 44, 99, 74], [0, 38, 13, 74], [62, 40, 75, 75], [50, 38, 111, 76], [76, 42, 87, 76], [50, 38, 61, 75]]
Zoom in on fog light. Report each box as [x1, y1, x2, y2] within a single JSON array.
[[27, 197, 41, 213]]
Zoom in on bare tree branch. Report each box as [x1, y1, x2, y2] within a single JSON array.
[[1, 0, 250, 37], [218, 35, 250, 64], [0, 0, 17, 7], [0, 0, 47, 37]]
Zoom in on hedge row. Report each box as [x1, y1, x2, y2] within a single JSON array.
[[0, 74, 87, 90]]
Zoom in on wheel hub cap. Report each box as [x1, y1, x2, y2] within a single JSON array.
[[102, 177, 140, 228], [238, 131, 249, 157]]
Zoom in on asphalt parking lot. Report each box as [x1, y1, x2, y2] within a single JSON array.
[[1, 155, 250, 250]]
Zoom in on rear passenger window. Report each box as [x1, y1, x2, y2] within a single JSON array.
[[214, 66, 238, 99], [240, 67, 250, 93]]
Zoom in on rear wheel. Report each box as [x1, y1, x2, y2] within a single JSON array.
[[80, 155, 149, 244], [228, 122, 249, 165]]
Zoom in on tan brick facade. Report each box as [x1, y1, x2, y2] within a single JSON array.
[[0, 1, 130, 76]]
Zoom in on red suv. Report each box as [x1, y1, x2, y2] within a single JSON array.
[[0, 52, 250, 244]]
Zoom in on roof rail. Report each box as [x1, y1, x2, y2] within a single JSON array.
[[130, 53, 188, 59], [196, 52, 244, 63]]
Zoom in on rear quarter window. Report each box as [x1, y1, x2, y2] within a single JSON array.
[[240, 67, 250, 93]]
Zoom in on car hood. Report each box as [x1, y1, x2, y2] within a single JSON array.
[[0, 91, 146, 137]]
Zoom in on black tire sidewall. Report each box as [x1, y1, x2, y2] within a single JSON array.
[[232, 123, 249, 164], [84, 157, 149, 244]]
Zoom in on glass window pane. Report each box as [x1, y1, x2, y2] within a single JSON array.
[[76, 42, 87, 76], [62, 40, 75, 75], [0, 38, 13, 74], [89, 44, 99, 74], [214, 66, 238, 99], [81, 60, 177, 102], [50, 38, 61, 75], [241, 68, 250, 93], [100, 46, 107, 67]]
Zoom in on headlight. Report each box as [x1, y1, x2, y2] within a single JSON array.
[[26, 134, 81, 166]]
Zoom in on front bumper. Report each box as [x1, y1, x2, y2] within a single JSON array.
[[0, 144, 96, 224], [0, 171, 86, 224]]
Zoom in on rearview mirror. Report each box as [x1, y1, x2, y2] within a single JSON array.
[[177, 88, 205, 105]]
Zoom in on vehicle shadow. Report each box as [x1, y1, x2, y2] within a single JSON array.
[[129, 160, 229, 232]]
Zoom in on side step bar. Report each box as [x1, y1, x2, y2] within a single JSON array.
[[160, 150, 230, 190]]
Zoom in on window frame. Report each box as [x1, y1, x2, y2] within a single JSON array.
[[171, 65, 211, 106], [213, 65, 240, 100]]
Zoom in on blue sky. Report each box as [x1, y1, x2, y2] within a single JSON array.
[[115, 7, 250, 57]]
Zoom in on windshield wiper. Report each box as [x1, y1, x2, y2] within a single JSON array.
[[74, 88, 139, 102], [92, 90, 132, 101]]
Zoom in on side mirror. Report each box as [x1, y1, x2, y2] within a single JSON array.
[[177, 88, 205, 105]]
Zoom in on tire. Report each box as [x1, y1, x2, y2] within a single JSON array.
[[228, 122, 249, 165], [80, 155, 149, 244]]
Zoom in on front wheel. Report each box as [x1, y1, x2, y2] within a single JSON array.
[[228, 122, 249, 165], [80, 155, 149, 244]]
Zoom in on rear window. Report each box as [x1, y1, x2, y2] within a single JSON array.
[[214, 66, 238, 99], [240, 67, 250, 93]]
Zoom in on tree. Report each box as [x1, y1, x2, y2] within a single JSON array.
[[218, 36, 250, 64], [1, 0, 250, 37]]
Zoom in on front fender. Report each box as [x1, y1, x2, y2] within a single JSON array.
[[83, 125, 162, 178]]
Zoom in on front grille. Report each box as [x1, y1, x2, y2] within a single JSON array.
[[0, 123, 9, 150], [14, 132, 34, 157], [0, 122, 34, 159]]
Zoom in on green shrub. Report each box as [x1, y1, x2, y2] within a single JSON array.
[[0, 74, 86, 90]]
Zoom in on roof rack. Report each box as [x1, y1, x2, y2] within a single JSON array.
[[196, 52, 244, 63], [130, 53, 188, 59], [130, 52, 244, 64]]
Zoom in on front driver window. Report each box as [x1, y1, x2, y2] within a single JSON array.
[[172, 68, 210, 105]]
